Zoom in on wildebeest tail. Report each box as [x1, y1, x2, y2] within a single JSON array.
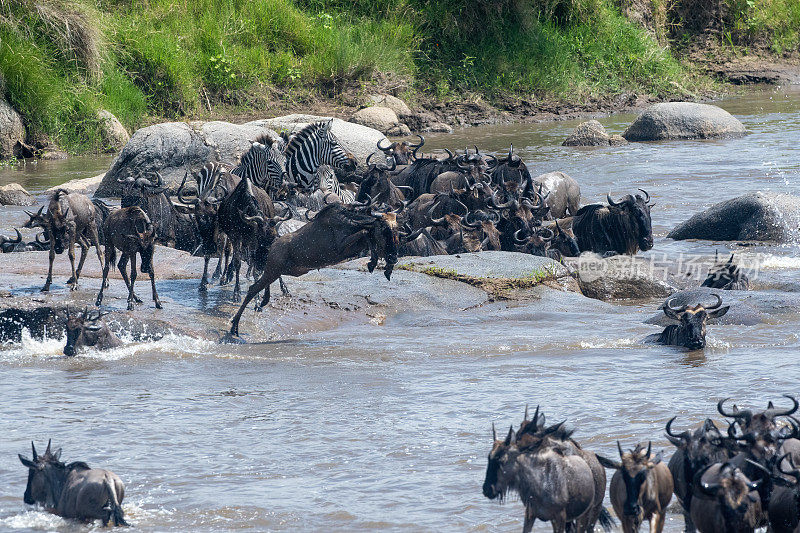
[[103, 477, 129, 526], [92, 199, 112, 241], [597, 507, 616, 532]]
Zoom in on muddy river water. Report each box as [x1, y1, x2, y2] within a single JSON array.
[[1, 87, 800, 531]]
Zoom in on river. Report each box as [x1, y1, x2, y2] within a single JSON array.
[[1, 87, 799, 531]]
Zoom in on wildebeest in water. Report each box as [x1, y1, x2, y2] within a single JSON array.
[[573, 189, 654, 256], [64, 307, 122, 356], [646, 293, 729, 350], [18, 440, 128, 526]]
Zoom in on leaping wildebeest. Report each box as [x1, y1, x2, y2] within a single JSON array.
[[646, 294, 729, 350], [573, 189, 654, 256], [229, 198, 400, 336], [95, 206, 161, 311], [64, 307, 123, 356], [597, 442, 673, 533], [23, 190, 104, 292], [18, 440, 128, 526]]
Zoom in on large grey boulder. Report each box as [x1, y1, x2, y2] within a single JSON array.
[[98, 110, 129, 152], [668, 192, 800, 243], [252, 114, 386, 163], [0, 183, 36, 206], [623, 102, 746, 141], [563, 120, 628, 147], [0, 99, 25, 159], [366, 94, 412, 117], [95, 121, 278, 197], [570, 254, 674, 301], [351, 106, 405, 135]]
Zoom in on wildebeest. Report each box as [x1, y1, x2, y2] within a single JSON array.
[[18, 440, 128, 526], [533, 171, 581, 219], [63, 307, 122, 356], [665, 417, 731, 532], [483, 417, 609, 533], [646, 294, 729, 350], [391, 149, 460, 201], [702, 252, 750, 290], [767, 453, 800, 533], [598, 442, 673, 533], [488, 145, 533, 188], [376, 135, 424, 165], [573, 190, 654, 256], [229, 199, 400, 336], [0, 228, 25, 252], [24, 190, 104, 292], [356, 154, 409, 208], [549, 220, 580, 259], [95, 206, 161, 311], [691, 462, 762, 533]]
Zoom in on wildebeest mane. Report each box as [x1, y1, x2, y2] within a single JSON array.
[[575, 202, 639, 255], [67, 461, 91, 471]]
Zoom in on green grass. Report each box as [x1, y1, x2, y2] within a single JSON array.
[[2, 0, 794, 155]]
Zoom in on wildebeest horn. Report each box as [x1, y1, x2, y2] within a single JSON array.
[[665, 298, 685, 314], [395, 185, 414, 197], [504, 425, 514, 446], [176, 172, 198, 206], [5, 228, 23, 244], [35, 232, 49, 245], [703, 294, 723, 310], [411, 135, 425, 159], [638, 188, 651, 203], [383, 157, 397, 172], [665, 417, 691, 441], [507, 144, 514, 160], [485, 154, 498, 170], [366, 152, 376, 168], [492, 422, 497, 441], [45, 439, 52, 456], [765, 394, 799, 418], [718, 398, 753, 421], [775, 453, 800, 481], [456, 155, 471, 170], [304, 209, 317, 221], [376, 138, 393, 153], [617, 441, 624, 459], [242, 213, 264, 225], [538, 227, 554, 242], [31, 441, 38, 461], [645, 441, 652, 458], [523, 405, 529, 421], [607, 193, 623, 207], [443, 148, 454, 161], [513, 229, 528, 244], [153, 171, 165, 187], [489, 190, 517, 210], [461, 212, 482, 229]]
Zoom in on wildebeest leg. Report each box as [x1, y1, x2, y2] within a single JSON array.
[[522, 505, 535, 533], [42, 246, 55, 291], [73, 239, 89, 287], [146, 252, 162, 309], [96, 245, 114, 306], [278, 276, 290, 296], [200, 255, 211, 292], [650, 511, 666, 533], [127, 253, 138, 310], [232, 255, 242, 302], [211, 252, 223, 282], [67, 239, 78, 290], [681, 505, 696, 533], [117, 254, 142, 304], [230, 268, 280, 336]]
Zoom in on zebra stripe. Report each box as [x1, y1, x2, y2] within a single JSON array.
[[284, 120, 352, 191], [194, 161, 231, 197], [232, 142, 286, 195], [314, 165, 355, 204]]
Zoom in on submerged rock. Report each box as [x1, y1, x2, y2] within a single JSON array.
[[667, 192, 800, 242], [569, 254, 674, 301], [563, 120, 628, 147], [0, 183, 36, 206], [623, 102, 746, 141]]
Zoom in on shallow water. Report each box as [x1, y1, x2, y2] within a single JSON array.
[[1, 88, 800, 531]]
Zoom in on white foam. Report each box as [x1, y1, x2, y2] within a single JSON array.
[[756, 254, 800, 270], [579, 338, 639, 349]]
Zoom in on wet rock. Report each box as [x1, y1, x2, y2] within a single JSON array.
[[252, 114, 386, 163], [563, 120, 628, 147], [570, 254, 675, 301], [46, 174, 105, 196], [423, 122, 454, 134], [95, 121, 279, 196], [642, 287, 800, 326], [0, 183, 36, 206], [366, 94, 412, 118], [39, 150, 69, 160], [623, 102, 746, 141], [351, 106, 402, 135], [0, 98, 25, 159], [667, 192, 800, 242], [98, 110, 130, 152]]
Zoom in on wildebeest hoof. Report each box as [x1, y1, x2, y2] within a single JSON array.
[[69, 284, 78, 291], [41, 286, 50, 292], [198, 284, 208, 293], [66, 276, 76, 284], [132, 294, 143, 304], [155, 302, 163, 309], [95, 298, 102, 307], [221, 332, 244, 344], [127, 302, 135, 311]]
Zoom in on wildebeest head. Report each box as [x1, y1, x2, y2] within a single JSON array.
[[461, 210, 501, 252], [717, 395, 799, 435], [489, 145, 532, 188], [698, 462, 761, 516], [249, 205, 293, 271], [702, 252, 749, 290], [483, 423, 517, 501], [174, 170, 226, 256], [23, 206, 47, 230], [18, 439, 63, 507], [64, 307, 113, 356], [512, 226, 553, 256], [356, 154, 407, 207], [377, 135, 424, 165], [551, 220, 580, 258], [666, 417, 730, 473], [607, 189, 654, 252], [45, 193, 75, 255], [0, 228, 24, 253], [600, 442, 663, 519], [662, 294, 729, 350]]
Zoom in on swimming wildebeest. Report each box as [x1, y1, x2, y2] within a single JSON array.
[[483, 414, 612, 533], [690, 462, 762, 533], [665, 417, 731, 532], [573, 189, 654, 256], [702, 251, 750, 290], [646, 294, 729, 350], [597, 442, 673, 533], [95, 206, 161, 311], [18, 440, 128, 526], [64, 307, 122, 356], [23, 190, 104, 292], [229, 198, 400, 336]]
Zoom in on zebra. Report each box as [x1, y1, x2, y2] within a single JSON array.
[[232, 135, 287, 198], [284, 120, 357, 200], [315, 165, 355, 204]]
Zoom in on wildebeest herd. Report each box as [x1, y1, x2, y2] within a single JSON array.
[[484, 396, 800, 532], [2, 120, 763, 527]]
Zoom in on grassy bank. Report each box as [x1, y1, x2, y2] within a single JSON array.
[[0, 0, 797, 154]]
